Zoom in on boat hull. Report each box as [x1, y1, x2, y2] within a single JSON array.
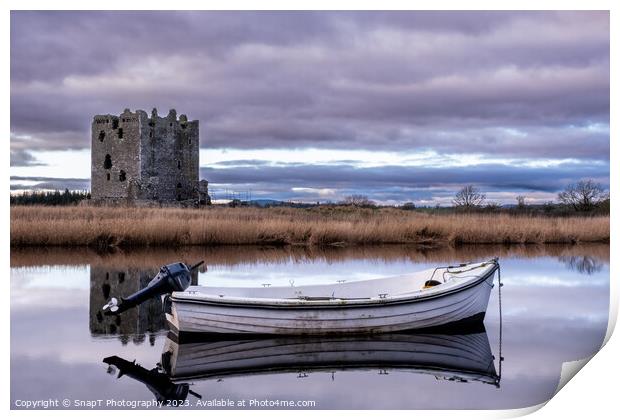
[[166, 269, 496, 335]]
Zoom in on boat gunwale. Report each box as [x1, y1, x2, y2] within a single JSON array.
[[170, 261, 498, 310]]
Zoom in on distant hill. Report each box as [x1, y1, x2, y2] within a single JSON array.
[[248, 199, 285, 207]]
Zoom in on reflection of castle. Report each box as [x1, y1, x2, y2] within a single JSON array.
[[89, 266, 198, 345]]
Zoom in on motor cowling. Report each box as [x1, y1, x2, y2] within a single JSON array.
[[103, 261, 202, 315]]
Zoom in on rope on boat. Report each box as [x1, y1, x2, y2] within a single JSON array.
[[443, 273, 479, 283], [445, 258, 504, 389], [440, 260, 494, 283], [497, 261, 504, 387]]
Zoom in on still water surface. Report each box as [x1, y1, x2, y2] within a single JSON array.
[[10, 245, 609, 409]]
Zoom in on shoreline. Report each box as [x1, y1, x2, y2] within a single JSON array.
[[10, 242, 610, 270], [10, 205, 610, 248]]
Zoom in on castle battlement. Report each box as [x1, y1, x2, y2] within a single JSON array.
[[90, 108, 209, 206]]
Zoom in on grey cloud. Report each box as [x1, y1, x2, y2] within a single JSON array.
[[10, 176, 90, 191], [211, 160, 272, 167], [10, 150, 44, 167], [11, 11, 610, 161], [200, 160, 609, 203], [10, 11, 340, 85], [11, 176, 88, 182], [202, 162, 608, 191]]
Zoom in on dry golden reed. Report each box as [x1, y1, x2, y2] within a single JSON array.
[[10, 205, 610, 248]]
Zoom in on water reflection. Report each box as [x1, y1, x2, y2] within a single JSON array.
[[558, 256, 604, 275], [89, 266, 197, 341], [10, 243, 609, 409], [10, 243, 610, 271], [103, 328, 500, 406], [161, 330, 500, 386], [103, 355, 201, 405]]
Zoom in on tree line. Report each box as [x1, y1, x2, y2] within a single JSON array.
[[10, 189, 90, 206], [10, 179, 609, 215], [337, 179, 609, 216], [445, 179, 609, 215]]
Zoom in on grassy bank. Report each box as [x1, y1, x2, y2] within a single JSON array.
[[10, 205, 609, 248]]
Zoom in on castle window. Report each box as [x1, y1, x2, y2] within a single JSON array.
[[102, 283, 110, 300], [104, 154, 112, 169], [149, 131, 153, 138], [112, 119, 118, 129], [117, 128, 123, 139], [118, 272, 125, 283], [106, 173, 110, 181], [170, 123, 173, 127], [99, 131, 105, 142], [176, 183, 182, 188], [177, 194, 182, 201], [119, 170, 126, 182], [177, 160, 181, 169], [189, 138, 191, 145]]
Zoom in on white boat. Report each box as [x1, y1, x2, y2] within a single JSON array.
[[162, 259, 499, 336]]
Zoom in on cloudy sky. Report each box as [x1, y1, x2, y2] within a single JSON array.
[[10, 11, 609, 205]]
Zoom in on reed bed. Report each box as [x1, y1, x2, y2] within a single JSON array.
[[10, 205, 610, 248]]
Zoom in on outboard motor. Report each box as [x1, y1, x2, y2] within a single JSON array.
[[102, 261, 203, 315]]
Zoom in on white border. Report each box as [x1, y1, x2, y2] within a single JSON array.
[[3, 1, 617, 419]]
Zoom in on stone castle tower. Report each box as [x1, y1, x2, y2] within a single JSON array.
[[91, 108, 210, 205]]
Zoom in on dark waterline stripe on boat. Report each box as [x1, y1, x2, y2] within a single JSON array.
[[170, 316, 488, 342]]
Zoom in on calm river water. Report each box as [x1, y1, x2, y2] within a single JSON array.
[[10, 244, 609, 410]]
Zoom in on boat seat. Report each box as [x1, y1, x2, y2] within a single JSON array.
[[423, 280, 442, 289]]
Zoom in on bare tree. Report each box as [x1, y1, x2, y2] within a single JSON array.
[[516, 195, 526, 209], [453, 185, 486, 208], [342, 194, 375, 207], [558, 179, 606, 211]]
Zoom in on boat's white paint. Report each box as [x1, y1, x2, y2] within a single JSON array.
[[162, 332, 499, 386], [166, 260, 498, 335]]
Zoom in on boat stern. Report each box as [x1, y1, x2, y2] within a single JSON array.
[[163, 295, 181, 336]]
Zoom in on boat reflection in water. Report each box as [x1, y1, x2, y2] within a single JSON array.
[[162, 329, 500, 386], [104, 327, 500, 405], [103, 355, 202, 405]]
